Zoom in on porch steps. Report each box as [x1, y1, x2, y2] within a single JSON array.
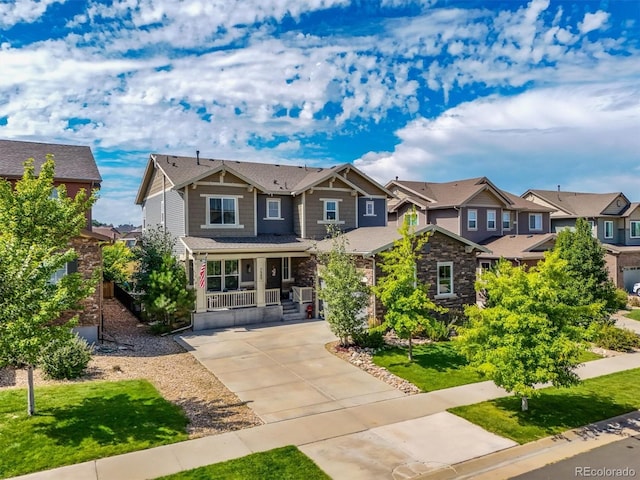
[[281, 299, 306, 321]]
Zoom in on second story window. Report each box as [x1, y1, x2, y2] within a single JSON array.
[[503, 211, 511, 230], [207, 196, 239, 226], [467, 209, 477, 230], [604, 220, 613, 239], [487, 210, 496, 230], [266, 198, 281, 220], [365, 201, 375, 216], [324, 200, 338, 221], [529, 213, 542, 231]]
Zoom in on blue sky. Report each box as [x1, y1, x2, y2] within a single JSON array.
[[1, 0, 638, 225]]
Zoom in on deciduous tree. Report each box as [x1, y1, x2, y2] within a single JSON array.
[[0, 157, 96, 415], [374, 214, 446, 361], [458, 254, 603, 411]]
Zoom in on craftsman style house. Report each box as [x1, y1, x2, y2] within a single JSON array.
[[135, 153, 393, 329], [0, 139, 105, 342], [523, 188, 640, 290], [386, 177, 555, 267]]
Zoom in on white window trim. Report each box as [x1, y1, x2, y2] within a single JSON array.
[[487, 209, 497, 231], [436, 261, 455, 298], [467, 209, 477, 231], [206, 260, 240, 292], [502, 211, 511, 230], [282, 257, 292, 281], [529, 213, 542, 231], [631, 221, 640, 238], [317, 198, 345, 224], [405, 211, 418, 226], [201, 195, 244, 229], [604, 220, 613, 239], [364, 200, 376, 217], [264, 198, 283, 220]]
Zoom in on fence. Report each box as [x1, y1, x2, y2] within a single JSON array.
[[114, 283, 143, 320]]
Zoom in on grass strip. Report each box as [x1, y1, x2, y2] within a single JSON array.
[[156, 446, 330, 480], [0, 379, 188, 478]]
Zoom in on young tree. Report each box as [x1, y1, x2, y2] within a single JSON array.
[[145, 254, 195, 326], [554, 217, 617, 319], [458, 254, 603, 411], [373, 215, 446, 361], [0, 157, 96, 415], [102, 241, 134, 284], [318, 226, 370, 347]]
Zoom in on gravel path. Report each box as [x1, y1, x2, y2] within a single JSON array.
[[0, 298, 262, 438]]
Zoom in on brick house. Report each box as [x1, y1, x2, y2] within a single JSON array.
[[314, 224, 489, 322], [0, 139, 106, 342]]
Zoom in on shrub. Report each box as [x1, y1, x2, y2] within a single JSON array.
[[629, 297, 640, 308], [352, 328, 386, 349], [40, 335, 92, 379], [613, 288, 630, 310], [595, 325, 640, 352]]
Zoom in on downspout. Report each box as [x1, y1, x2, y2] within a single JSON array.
[[371, 257, 377, 321], [163, 311, 194, 336], [162, 173, 167, 234]]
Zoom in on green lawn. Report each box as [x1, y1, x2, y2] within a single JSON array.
[[372, 342, 601, 392], [449, 368, 640, 444], [156, 446, 330, 480], [624, 309, 640, 321], [0, 379, 188, 479]]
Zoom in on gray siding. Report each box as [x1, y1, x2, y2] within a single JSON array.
[[257, 194, 294, 234], [144, 195, 162, 229], [461, 207, 502, 243], [551, 217, 577, 234], [166, 189, 186, 256], [625, 211, 640, 245], [188, 184, 255, 237], [430, 208, 459, 235], [597, 217, 622, 244], [520, 211, 551, 234], [468, 190, 503, 206], [358, 197, 386, 227], [305, 190, 356, 239], [602, 195, 628, 215]]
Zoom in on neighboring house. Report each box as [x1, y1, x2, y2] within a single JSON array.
[[386, 177, 554, 266], [135, 153, 393, 330], [314, 225, 489, 322], [477, 233, 557, 270], [118, 228, 143, 248], [0, 139, 105, 342], [93, 225, 121, 242], [523, 188, 640, 291]]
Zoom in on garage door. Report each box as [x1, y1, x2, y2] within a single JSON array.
[[622, 267, 640, 293]]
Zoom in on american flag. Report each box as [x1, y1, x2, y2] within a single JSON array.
[[199, 261, 206, 289]]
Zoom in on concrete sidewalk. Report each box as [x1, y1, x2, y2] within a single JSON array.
[[12, 351, 640, 480]]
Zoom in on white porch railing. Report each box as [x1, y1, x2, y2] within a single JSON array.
[[265, 288, 280, 306], [207, 290, 256, 310], [292, 286, 313, 304]]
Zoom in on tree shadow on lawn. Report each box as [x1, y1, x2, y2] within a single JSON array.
[[492, 391, 638, 438], [380, 343, 470, 371], [34, 393, 187, 447]]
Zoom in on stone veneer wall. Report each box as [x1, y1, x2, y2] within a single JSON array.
[[69, 236, 103, 330]]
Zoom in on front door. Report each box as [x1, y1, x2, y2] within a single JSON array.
[[266, 258, 282, 291]]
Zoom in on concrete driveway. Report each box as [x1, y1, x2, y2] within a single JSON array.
[[177, 319, 404, 423]]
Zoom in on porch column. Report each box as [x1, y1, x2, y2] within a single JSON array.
[[256, 257, 266, 307], [195, 256, 207, 313]]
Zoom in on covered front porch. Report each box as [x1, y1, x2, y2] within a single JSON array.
[[181, 236, 316, 330]]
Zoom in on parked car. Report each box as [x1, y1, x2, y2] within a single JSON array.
[[634, 283, 640, 296]]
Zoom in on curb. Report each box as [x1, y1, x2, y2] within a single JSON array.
[[414, 410, 640, 480]]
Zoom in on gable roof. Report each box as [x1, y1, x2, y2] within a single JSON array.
[[478, 233, 556, 260], [136, 154, 393, 204], [314, 224, 490, 257], [523, 189, 628, 217], [388, 177, 514, 210], [0, 139, 101, 183]]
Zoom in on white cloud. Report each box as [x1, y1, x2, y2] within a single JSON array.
[[355, 83, 640, 194], [579, 11, 609, 35], [0, 0, 64, 27]]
